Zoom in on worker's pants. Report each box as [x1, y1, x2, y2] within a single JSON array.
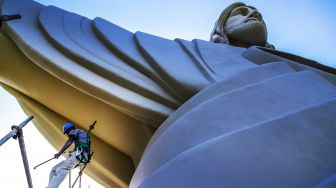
[[48, 152, 78, 188]]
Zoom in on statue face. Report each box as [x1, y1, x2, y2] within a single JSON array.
[[224, 5, 267, 46]]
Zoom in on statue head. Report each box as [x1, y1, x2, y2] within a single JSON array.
[[210, 2, 274, 48]]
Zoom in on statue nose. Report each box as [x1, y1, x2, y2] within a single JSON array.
[[249, 10, 262, 20]]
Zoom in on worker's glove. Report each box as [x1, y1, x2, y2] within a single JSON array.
[[54, 153, 61, 159]]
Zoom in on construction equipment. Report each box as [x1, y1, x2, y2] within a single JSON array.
[[0, 14, 21, 27], [33, 156, 55, 170], [71, 152, 94, 188], [0, 115, 34, 188], [0, 115, 33, 146]]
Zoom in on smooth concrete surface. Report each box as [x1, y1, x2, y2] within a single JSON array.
[[39, 6, 177, 109], [1, 0, 336, 187], [132, 70, 336, 187], [195, 39, 256, 79], [137, 99, 336, 188], [135, 31, 210, 99], [145, 62, 296, 151], [243, 46, 336, 84]]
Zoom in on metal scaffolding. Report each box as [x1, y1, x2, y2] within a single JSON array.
[[0, 115, 34, 188]]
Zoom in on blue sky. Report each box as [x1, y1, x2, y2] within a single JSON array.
[[34, 0, 336, 67]]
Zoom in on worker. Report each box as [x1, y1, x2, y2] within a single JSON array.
[[47, 123, 91, 188]]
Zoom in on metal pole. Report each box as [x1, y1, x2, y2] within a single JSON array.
[[33, 157, 55, 170], [71, 152, 94, 188], [13, 125, 34, 188], [69, 170, 72, 188], [71, 165, 85, 188], [0, 116, 34, 187], [79, 166, 82, 188], [0, 115, 34, 147]]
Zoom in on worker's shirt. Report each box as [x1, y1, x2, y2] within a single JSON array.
[[68, 129, 88, 144]]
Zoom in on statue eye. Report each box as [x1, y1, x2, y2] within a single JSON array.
[[233, 7, 249, 16], [233, 10, 242, 16]]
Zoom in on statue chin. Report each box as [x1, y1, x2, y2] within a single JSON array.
[[225, 21, 267, 46]]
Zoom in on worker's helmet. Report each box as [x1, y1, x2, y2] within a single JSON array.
[[63, 123, 75, 134]]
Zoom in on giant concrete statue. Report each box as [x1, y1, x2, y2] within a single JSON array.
[[0, 0, 335, 187], [210, 2, 274, 49]]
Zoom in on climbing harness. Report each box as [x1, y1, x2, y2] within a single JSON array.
[[74, 138, 91, 165], [69, 120, 96, 188]]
